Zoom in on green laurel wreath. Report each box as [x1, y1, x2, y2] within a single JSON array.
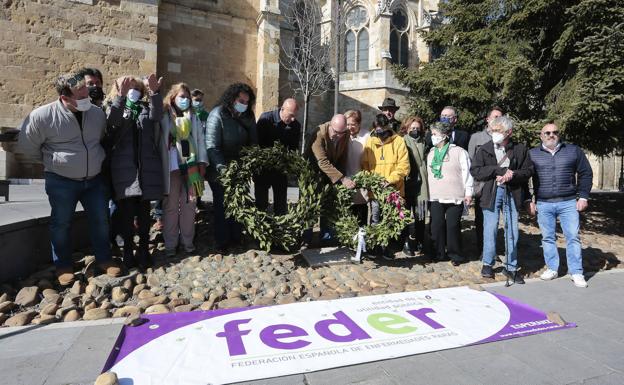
[[220, 144, 325, 252], [331, 171, 414, 250]]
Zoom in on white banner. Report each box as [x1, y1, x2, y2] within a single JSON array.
[[105, 286, 573, 385]]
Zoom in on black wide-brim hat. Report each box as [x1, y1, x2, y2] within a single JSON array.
[[378, 97, 400, 110]]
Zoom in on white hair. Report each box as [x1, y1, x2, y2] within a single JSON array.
[[491, 115, 513, 132]]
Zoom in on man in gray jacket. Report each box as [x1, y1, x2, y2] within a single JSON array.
[[21, 68, 121, 286], [468, 106, 504, 257]]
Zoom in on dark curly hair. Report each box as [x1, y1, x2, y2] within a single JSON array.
[[371, 113, 390, 130], [217, 82, 256, 115]]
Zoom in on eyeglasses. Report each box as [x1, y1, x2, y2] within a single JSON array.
[[542, 130, 559, 136], [331, 127, 348, 136]]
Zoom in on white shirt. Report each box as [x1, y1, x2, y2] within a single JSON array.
[[345, 129, 370, 177]]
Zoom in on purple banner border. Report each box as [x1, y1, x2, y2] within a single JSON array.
[[472, 292, 576, 345], [102, 307, 253, 372]]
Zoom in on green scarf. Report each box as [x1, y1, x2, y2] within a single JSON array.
[[430, 142, 450, 179], [195, 108, 208, 122], [171, 112, 204, 199], [125, 99, 141, 120]]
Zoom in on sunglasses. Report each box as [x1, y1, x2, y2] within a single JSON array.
[[65, 74, 85, 88], [542, 130, 559, 136]]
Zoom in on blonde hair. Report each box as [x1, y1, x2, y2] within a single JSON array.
[[344, 110, 362, 124], [106, 76, 147, 102], [164, 82, 191, 115]]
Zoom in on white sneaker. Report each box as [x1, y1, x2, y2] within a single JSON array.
[[540, 269, 558, 281], [571, 274, 588, 288]]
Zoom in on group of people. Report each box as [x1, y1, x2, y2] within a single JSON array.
[[21, 68, 262, 286], [305, 100, 593, 288], [20, 67, 593, 290]]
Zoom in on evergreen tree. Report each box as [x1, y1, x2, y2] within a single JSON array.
[[394, 0, 623, 155]]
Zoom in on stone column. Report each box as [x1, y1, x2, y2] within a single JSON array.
[[377, 13, 392, 70], [255, 1, 281, 114]]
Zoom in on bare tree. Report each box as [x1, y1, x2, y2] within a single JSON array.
[[281, 0, 334, 154]]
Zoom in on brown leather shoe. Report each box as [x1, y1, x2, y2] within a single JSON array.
[[98, 261, 122, 277], [56, 267, 76, 286]]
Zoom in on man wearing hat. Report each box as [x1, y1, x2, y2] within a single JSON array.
[[378, 97, 402, 132]]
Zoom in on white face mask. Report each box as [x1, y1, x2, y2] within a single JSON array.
[[75, 97, 92, 112], [492, 132, 506, 144], [127, 89, 142, 103], [234, 101, 248, 113], [431, 135, 445, 147]]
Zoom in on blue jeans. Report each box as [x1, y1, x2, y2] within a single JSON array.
[[482, 186, 519, 271], [536, 199, 583, 275], [44, 172, 111, 268]]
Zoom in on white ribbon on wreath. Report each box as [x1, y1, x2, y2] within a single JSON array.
[[351, 227, 367, 263]]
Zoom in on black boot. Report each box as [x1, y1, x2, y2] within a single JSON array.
[[123, 245, 137, 269], [381, 246, 395, 261], [502, 268, 525, 284], [402, 238, 415, 256]]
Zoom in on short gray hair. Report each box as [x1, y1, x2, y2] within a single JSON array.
[[490, 116, 513, 133], [441, 106, 458, 118], [431, 121, 452, 136]]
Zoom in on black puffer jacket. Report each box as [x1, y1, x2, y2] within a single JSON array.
[[105, 93, 164, 201], [470, 141, 534, 210]]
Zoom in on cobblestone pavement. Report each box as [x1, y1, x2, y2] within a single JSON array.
[[1, 193, 621, 327]]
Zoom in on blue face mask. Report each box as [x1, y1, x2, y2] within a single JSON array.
[[175, 96, 190, 111], [440, 116, 452, 125], [192, 100, 203, 109], [233, 101, 248, 113]]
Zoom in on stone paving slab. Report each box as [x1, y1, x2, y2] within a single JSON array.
[[300, 246, 355, 267], [1, 270, 623, 385]]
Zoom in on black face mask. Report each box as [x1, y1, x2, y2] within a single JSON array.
[[409, 131, 423, 139], [88, 86, 104, 103], [375, 128, 393, 141]]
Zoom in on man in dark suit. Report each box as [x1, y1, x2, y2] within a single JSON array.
[[254, 98, 301, 216], [425, 106, 470, 152]]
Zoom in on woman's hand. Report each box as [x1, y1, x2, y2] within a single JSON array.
[[116, 76, 132, 97], [145, 73, 163, 95]]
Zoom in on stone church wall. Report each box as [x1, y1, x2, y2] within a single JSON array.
[[157, 0, 260, 109], [0, 0, 159, 177]]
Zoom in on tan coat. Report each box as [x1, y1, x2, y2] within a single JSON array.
[[304, 122, 349, 183]]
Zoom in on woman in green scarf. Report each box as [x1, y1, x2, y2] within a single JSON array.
[[426, 122, 473, 266], [105, 74, 164, 269], [160, 83, 208, 257]]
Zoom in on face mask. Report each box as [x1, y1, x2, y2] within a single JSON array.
[[233, 101, 248, 113], [75, 97, 92, 112], [88, 86, 104, 103], [127, 89, 142, 103], [192, 100, 203, 109], [492, 132, 506, 144], [409, 131, 422, 139], [431, 135, 445, 146], [175, 96, 190, 111], [440, 116, 452, 125]]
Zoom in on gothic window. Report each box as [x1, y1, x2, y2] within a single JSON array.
[[344, 6, 369, 72], [390, 7, 409, 66]]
